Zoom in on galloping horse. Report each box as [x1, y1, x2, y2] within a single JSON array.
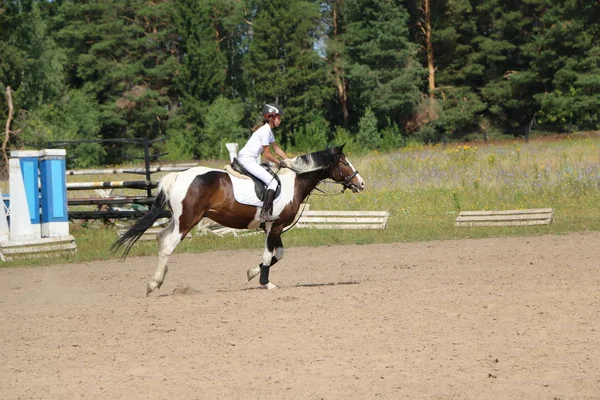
[[112, 145, 365, 295]]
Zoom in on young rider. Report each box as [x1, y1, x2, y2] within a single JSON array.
[[237, 103, 292, 222]]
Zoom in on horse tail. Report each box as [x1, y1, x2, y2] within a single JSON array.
[[111, 173, 177, 258], [156, 172, 178, 202]]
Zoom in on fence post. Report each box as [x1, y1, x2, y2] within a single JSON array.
[[143, 137, 152, 198], [39, 149, 69, 237]]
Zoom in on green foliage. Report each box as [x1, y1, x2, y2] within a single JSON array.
[[0, 3, 26, 90], [437, 86, 487, 138], [244, 0, 330, 145], [332, 126, 361, 154], [355, 107, 380, 150], [17, 3, 67, 111], [293, 114, 329, 153], [2, 0, 600, 165], [18, 89, 104, 168], [53, 0, 179, 152], [535, 46, 600, 128], [379, 119, 404, 151], [174, 0, 246, 105], [343, 0, 424, 129], [163, 116, 196, 161], [198, 96, 246, 159]]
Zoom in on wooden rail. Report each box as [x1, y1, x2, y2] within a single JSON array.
[[0, 236, 77, 261], [296, 210, 389, 230], [66, 164, 196, 176], [455, 208, 554, 227]]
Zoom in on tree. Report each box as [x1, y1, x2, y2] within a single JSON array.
[[343, 0, 424, 132], [173, 0, 249, 158], [53, 0, 180, 162], [175, 0, 248, 106], [244, 0, 330, 147], [1, 1, 66, 165], [198, 96, 246, 159], [323, 0, 350, 128], [524, 1, 600, 129], [355, 107, 380, 150]]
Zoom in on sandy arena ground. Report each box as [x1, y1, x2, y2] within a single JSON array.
[[1, 232, 599, 399]]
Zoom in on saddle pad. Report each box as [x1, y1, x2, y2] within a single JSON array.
[[228, 173, 283, 207]]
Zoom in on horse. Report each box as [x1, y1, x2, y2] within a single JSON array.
[[112, 145, 365, 295]]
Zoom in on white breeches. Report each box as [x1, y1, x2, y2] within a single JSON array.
[[238, 157, 278, 191]]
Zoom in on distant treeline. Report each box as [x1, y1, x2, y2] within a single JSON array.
[[1, 0, 599, 166]]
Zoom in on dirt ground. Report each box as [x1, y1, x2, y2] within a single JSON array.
[[1, 232, 599, 400]]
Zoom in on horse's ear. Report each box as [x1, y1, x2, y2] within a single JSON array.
[[331, 143, 345, 154]]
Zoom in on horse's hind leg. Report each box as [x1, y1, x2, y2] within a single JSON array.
[[147, 219, 181, 296]]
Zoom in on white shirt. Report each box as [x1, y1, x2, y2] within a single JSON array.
[[238, 124, 275, 162]]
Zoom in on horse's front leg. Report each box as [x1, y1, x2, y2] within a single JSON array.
[[247, 225, 284, 289]]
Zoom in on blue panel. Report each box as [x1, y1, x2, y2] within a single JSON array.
[[50, 160, 65, 218], [19, 157, 40, 224], [40, 156, 67, 223]]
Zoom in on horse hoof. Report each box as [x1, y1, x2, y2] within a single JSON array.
[[262, 282, 277, 290], [247, 267, 260, 282], [146, 281, 158, 296]]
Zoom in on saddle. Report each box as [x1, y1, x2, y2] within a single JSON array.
[[229, 158, 281, 200]]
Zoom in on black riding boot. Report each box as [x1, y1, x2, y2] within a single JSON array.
[[260, 189, 277, 221]]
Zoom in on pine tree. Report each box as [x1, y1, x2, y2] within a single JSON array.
[[322, 0, 350, 128], [53, 0, 180, 162], [342, 0, 424, 132], [244, 0, 330, 146], [524, 1, 600, 129], [173, 0, 249, 158]]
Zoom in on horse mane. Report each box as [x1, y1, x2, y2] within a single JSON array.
[[290, 147, 342, 174]]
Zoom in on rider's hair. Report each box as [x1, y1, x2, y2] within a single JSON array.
[[251, 115, 277, 132]]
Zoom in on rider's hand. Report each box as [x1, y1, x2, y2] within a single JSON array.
[[279, 159, 292, 168]]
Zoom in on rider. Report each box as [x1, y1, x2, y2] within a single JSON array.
[[238, 103, 292, 222]]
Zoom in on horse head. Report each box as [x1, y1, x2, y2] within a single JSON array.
[[328, 145, 365, 193]]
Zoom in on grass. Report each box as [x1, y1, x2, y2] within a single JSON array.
[[2, 132, 599, 267]]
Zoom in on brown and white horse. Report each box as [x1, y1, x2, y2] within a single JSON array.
[[112, 145, 365, 295]]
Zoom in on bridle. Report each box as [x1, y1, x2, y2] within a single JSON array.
[[334, 156, 360, 193], [279, 151, 359, 194], [281, 152, 359, 233]]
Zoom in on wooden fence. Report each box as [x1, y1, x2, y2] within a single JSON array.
[[46, 137, 194, 221]]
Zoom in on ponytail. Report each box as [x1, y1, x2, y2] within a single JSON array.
[[251, 121, 265, 132], [251, 116, 271, 132]]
